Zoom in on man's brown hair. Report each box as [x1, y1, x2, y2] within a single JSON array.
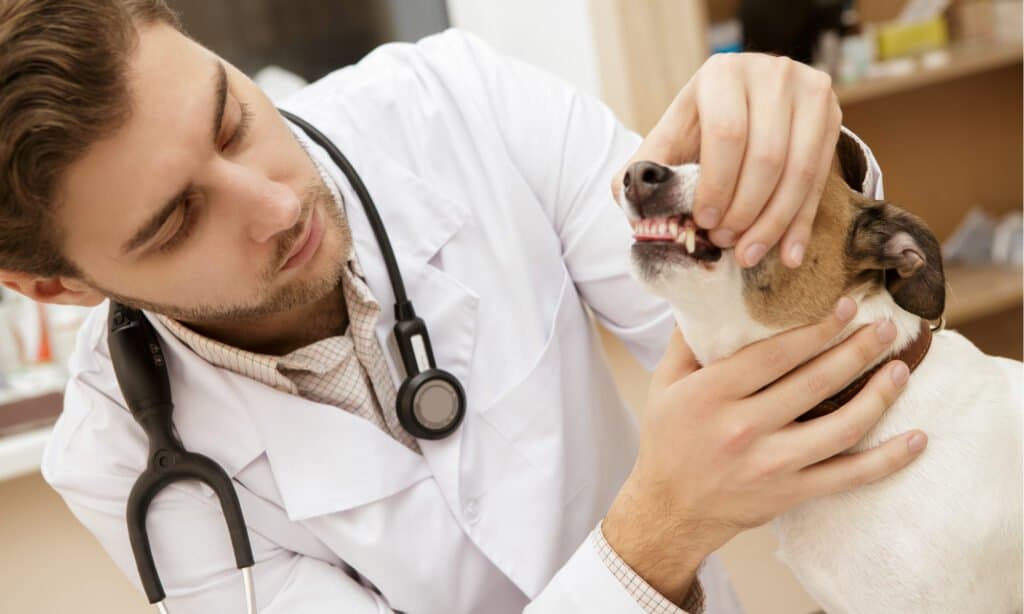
[[0, 0, 181, 278]]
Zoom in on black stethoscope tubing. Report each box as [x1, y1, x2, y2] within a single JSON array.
[[107, 109, 465, 611]]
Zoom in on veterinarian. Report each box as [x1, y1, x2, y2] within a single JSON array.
[[0, 1, 927, 612]]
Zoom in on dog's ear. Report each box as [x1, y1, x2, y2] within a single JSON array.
[[836, 130, 868, 193], [848, 203, 946, 320]]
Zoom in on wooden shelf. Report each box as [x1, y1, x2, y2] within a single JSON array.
[[836, 42, 1023, 105], [944, 263, 1022, 327]]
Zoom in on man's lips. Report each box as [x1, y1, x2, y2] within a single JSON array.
[[279, 207, 321, 272]]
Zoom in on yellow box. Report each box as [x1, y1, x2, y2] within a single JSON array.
[[876, 16, 950, 59]]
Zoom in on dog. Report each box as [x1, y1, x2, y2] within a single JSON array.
[[616, 131, 1023, 613]]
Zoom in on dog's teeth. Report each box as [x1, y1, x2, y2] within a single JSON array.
[[686, 228, 696, 253], [675, 230, 687, 244], [658, 222, 667, 235], [669, 220, 679, 236]]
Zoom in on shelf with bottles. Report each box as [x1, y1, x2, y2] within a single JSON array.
[[835, 40, 1022, 105]]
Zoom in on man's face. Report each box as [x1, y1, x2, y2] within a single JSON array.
[[57, 23, 347, 323]]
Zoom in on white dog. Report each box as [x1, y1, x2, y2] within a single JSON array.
[[616, 132, 1022, 613]]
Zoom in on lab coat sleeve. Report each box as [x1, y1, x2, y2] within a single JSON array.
[[428, 28, 672, 372], [42, 379, 391, 614], [430, 30, 886, 373]]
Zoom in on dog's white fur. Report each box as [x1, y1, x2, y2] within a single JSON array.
[[623, 164, 1023, 613]]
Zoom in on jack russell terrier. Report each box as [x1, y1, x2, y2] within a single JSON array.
[[617, 131, 1022, 613]]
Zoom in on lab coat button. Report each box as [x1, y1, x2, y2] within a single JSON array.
[[464, 498, 480, 525]]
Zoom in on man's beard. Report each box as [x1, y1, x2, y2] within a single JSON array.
[[96, 178, 349, 323]]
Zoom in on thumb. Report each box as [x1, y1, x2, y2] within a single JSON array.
[[650, 326, 699, 394]]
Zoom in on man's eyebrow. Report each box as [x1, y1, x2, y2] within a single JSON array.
[[120, 61, 227, 255], [210, 61, 228, 144]]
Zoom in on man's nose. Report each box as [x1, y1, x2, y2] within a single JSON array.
[[245, 179, 302, 244], [623, 161, 671, 206]]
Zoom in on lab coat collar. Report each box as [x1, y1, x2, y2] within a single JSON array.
[[136, 111, 478, 521]]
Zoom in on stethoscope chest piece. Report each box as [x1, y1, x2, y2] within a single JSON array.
[[398, 368, 466, 439]]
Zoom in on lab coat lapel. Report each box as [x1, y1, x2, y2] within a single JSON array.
[[305, 125, 480, 500], [146, 314, 433, 521]]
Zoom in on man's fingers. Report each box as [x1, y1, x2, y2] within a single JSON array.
[[709, 60, 792, 248], [693, 57, 748, 231], [650, 326, 700, 394], [733, 74, 834, 268], [796, 428, 927, 499], [682, 296, 858, 400], [755, 319, 900, 428], [777, 103, 842, 268], [770, 360, 910, 469]]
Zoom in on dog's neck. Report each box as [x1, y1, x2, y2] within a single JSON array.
[[673, 287, 926, 374]]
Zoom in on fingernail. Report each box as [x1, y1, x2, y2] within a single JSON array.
[[744, 243, 767, 266], [890, 361, 909, 386], [711, 228, 736, 246], [907, 432, 927, 453], [789, 243, 805, 267], [696, 208, 720, 228], [875, 320, 896, 344], [835, 296, 856, 321]]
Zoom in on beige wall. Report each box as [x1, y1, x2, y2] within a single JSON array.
[[0, 472, 147, 613]]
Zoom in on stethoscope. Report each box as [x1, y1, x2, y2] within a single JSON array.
[[106, 109, 466, 613]]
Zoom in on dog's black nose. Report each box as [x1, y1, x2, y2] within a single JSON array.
[[623, 161, 671, 205]]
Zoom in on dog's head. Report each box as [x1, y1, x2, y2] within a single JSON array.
[[618, 132, 945, 365]]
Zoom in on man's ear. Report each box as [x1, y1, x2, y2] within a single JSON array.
[[1, 273, 105, 307], [848, 203, 946, 320]]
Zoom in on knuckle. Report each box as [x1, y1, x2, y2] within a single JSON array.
[[847, 465, 870, 489], [751, 456, 784, 481], [703, 52, 727, 72], [810, 70, 834, 96], [773, 55, 796, 78], [751, 145, 785, 170], [764, 345, 792, 371], [756, 211, 791, 241], [803, 373, 832, 400], [708, 117, 747, 143], [837, 418, 866, 449], [700, 180, 733, 209], [721, 421, 756, 454], [855, 335, 881, 363], [796, 160, 819, 182]]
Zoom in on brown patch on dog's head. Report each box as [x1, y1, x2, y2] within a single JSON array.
[[743, 132, 945, 328]]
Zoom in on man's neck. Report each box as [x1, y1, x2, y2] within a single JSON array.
[[184, 283, 349, 356]]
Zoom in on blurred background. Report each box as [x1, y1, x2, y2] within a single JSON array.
[[0, 0, 1020, 612]]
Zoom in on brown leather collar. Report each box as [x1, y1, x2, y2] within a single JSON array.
[[796, 320, 934, 422]]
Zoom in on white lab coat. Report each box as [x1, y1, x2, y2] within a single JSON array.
[[41, 29, 762, 613]]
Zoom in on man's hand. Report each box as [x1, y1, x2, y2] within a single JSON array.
[[613, 53, 842, 269], [602, 299, 927, 603]]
